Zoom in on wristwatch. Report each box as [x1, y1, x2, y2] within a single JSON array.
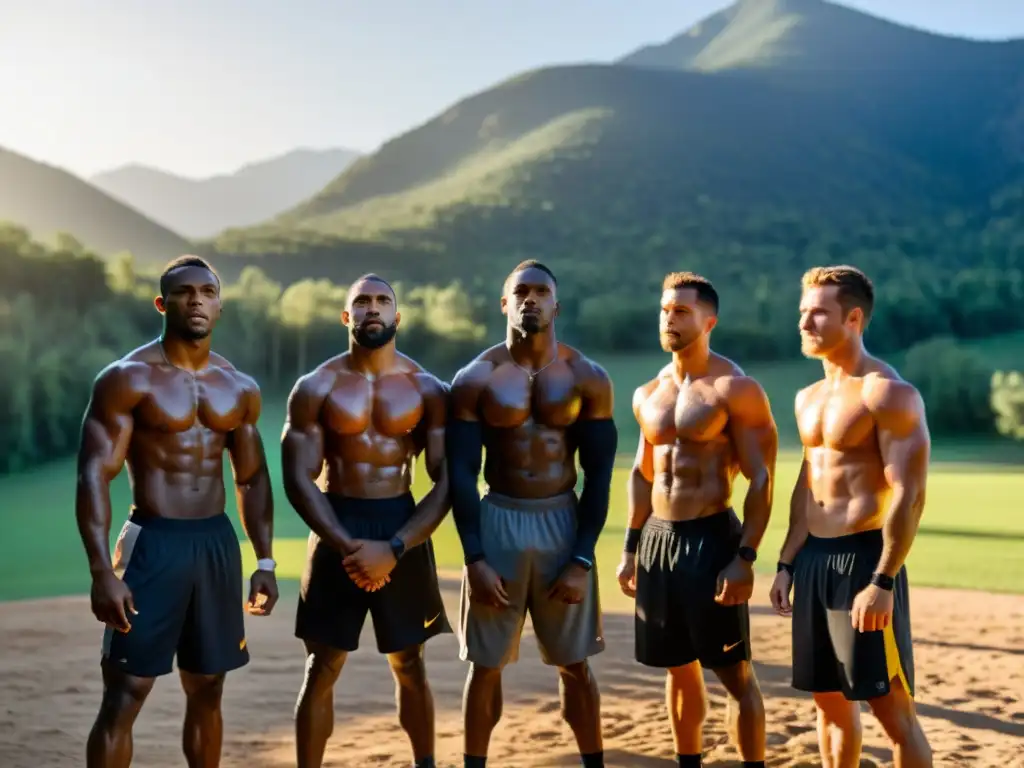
[[389, 535, 406, 561], [737, 546, 757, 563], [571, 555, 594, 572]]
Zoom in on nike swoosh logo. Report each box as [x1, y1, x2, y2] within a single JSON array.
[[723, 641, 742, 653], [424, 613, 441, 629]]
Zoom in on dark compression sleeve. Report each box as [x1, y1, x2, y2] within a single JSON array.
[[445, 418, 486, 565], [572, 418, 618, 564]]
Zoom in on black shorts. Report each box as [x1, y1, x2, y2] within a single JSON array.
[[634, 509, 751, 669], [792, 529, 915, 701], [101, 513, 249, 679], [295, 492, 451, 654]]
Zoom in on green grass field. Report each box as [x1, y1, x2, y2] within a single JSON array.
[[3, 350, 1023, 602]]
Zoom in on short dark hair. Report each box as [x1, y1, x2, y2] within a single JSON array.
[[349, 272, 395, 297], [504, 259, 557, 293], [802, 265, 874, 324], [662, 271, 719, 314], [160, 255, 219, 297]]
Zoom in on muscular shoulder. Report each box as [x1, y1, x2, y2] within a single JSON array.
[[566, 350, 613, 416], [863, 372, 926, 436], [88, 358, 149, 413], [286, 364, 339, 426], [632, 372, 664, 421], [450, 352, 498, 420], [718, 374, 773, 423]]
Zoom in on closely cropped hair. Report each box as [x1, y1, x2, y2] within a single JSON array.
[[662, 271, 719, 314], [802, 265, 874, 324], [350, 272, 395, 296], [160, 255, 219, 297], [505, 259, 557, 293]]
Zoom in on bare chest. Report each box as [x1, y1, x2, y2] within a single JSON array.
[[323, 374, 424, 437], [797, 389, 876, 451], [639, 379, 729, 445], [479, 364, 581, 429], [136, 370, 249, 434]]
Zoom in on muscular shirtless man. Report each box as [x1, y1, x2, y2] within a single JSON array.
[[616, 272, 776, 768], [446, 260, 617, 768], [769, 266, 932, 768], [76, 255, 278, 768], [282, 273, 451, 768]]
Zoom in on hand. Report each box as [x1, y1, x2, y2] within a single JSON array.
[[247, 569, 279, 616], [548, 562, 589, 605], [616, 554, 637, 598], [90, 571, 137, 633], [466, 560, 510, 609], [715, 556, 754, 606], [342, 540, 393, 592], [850, 584, 893, 633], [769, 570, 793, 616]]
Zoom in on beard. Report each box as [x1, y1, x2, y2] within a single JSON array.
[[352, 320, 398, 350], [516, 313, 545, 335], [660, 329, 699, 352]]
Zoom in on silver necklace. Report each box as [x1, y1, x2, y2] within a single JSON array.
[[509, 347, 557, 383]]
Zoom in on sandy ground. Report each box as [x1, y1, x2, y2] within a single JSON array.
[[1, 573, 1022, 767]]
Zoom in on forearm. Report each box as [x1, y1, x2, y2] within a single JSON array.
[[283, 474, 355, 554], [236, 471, 274, 560], [445, 419, 485, 563], [572, 418, 618, 563], [778, 501, 809, 564], [738, 468, 772, 552], [397, 473, 451, 549], [75, 471, 113, 575], [875, 487, 925, 577]]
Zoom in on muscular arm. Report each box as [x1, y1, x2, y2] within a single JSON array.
[[281, 373, 356, 554], [395, 378, 451, 549], [571, 363, 618, 565], [869, 381, 930, 578], [779, 456, 811, 564], [445, 364, 488, 565], [626, 429, 655, 536], [75, 365, 140, 576], [727, 377, 778, 554], [227, 382, 273, 560]]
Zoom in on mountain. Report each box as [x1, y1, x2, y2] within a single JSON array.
[[0, 147, 192, 266], [92, 147, 361, 239], [209, 0, 1024, 302]]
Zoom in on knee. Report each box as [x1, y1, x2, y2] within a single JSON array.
[[869, 690, 923, 745], [388, 648, 427, 687], [814, 693, 861, 730], [302, 647, 346, 695], [556, 661, 594, 686], [180, 673, 225, 710], [100, 676, 153, 724]]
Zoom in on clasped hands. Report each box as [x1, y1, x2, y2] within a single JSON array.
[[343, 539, 397, 592], [466, 559, 588, 609]]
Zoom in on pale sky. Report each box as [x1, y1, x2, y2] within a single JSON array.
[[3, 0, 1023, 179]]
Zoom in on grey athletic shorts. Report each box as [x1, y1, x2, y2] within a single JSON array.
[[458, 490, 604, 668]]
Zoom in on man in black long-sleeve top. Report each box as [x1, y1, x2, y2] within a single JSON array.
[[445, 260, 618, 768]]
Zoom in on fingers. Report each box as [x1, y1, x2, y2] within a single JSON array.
[[780, 589, 793, 615], [113, 602, 132, 633]]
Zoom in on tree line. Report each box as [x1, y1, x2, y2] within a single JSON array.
[[2, 222, 1022, 475]]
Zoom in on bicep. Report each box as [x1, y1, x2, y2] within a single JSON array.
[[880, 420, 930, 490], [281, 381, 327, 479], [632, 431, 654, 483], [729, 389, 777, 478], [580, 367, 614, 420], [228, 423, 266, 484], [78, 372, 135, 479], [420, 383, 448, 480]]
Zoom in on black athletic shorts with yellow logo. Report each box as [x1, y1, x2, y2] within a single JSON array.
[[295, 492, 451, 654], [791, 528, 915, 701]]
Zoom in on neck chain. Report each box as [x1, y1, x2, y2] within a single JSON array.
[[509, 346, 557, 383]]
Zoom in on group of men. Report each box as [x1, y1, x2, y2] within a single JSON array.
[[75, 254, 933, 768]]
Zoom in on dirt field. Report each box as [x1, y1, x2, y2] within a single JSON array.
[[2, 573, 1022, 767]]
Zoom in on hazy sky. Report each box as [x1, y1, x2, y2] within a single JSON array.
[[3, 0, 1023, 179]]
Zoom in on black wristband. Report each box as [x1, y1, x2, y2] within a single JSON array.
[[737, 545, 757, 563], [623, 527, 642, 554], [870, 572, 895, 591], [777, 561, 794, 575]]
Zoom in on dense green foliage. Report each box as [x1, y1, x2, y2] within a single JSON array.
[[0, 225, 488, 474], [992, 370, 1024, 440]]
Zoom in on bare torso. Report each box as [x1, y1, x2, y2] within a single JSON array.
[[634, 355, 748, 521], [795, 358, 903, 537], [116, 342, 259, 519], [307, 352, 445, 498], [459, 342, 604, 499]]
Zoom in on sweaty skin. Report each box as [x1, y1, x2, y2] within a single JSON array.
[[621, 294, 777, 763], [281, 278, 450, 768], [76, 264, 276, 768], [451, 265, 614, 762], [770, 281, 932, 768]]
